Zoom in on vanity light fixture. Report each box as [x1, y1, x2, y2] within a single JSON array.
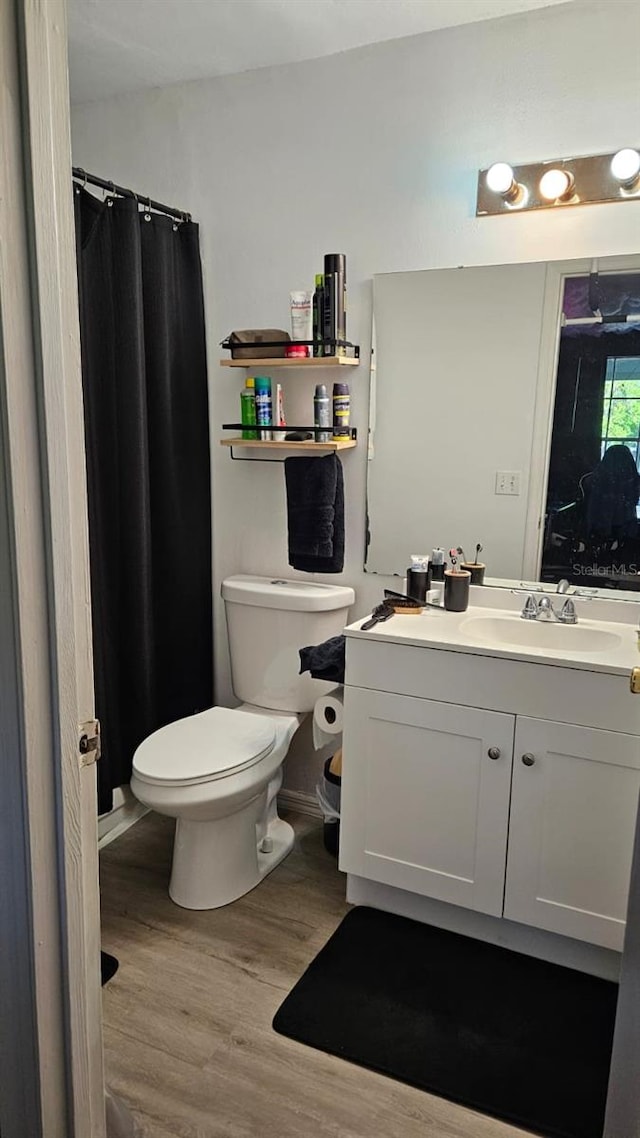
[[477, 148, 640, 216]]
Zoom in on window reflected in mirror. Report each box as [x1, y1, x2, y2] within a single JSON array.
[[542, 273, 640, 591]]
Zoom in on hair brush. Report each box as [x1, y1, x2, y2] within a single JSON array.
[[383, 589, 424, 614]]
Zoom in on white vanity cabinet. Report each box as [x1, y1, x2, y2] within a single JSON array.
[[504, 717, 640, 951], [340, 627, 640, 954], [339, 689, 515, 917]]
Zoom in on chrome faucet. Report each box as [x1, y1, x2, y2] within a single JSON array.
[[536, 596, 557, 621], [519, 593, 578, 624]]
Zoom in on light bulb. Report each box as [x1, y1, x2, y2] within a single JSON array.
[[539, 168, 574, 202], [486, 163, 515, 195], [611, 148, 640, 187]]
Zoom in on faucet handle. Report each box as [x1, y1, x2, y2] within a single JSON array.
[[558, 598, 578, 624], [521, 594, 539, 621]]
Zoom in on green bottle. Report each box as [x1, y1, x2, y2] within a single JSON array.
[[241, 376, 257, 439], [312, 273, 324, 357]]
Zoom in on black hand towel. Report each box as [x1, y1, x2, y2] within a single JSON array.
[[284, 453, 345, 573], [299, 634, 346, 683]]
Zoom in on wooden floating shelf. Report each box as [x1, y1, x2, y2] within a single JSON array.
[[220, 355, 359, 369], [220, 437, 357, 453]]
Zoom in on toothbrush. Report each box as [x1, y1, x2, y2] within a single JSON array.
[[475, 543, 483, 562]]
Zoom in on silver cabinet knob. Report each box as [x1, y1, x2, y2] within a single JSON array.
[[488, 747, 501, 760], [522, 753, 535, 767]]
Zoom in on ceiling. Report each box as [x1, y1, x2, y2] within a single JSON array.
[[68, 0, 576, 105]]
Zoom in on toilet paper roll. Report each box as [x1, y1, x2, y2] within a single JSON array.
[[313, 687, 344, 750]]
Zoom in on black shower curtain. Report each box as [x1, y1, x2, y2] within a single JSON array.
[[74, 188, 213, 814]]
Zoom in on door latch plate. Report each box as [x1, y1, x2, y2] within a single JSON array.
[[79, 719, 101, 766]]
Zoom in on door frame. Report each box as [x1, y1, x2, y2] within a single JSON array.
[[0, 1, 104, 1135]]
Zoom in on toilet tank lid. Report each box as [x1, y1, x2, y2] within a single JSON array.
[[222, 575, 355, 612]]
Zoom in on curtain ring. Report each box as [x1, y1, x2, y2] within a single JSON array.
[[144, 196, 152, 221]]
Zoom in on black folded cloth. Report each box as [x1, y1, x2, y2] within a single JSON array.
[[284, 453, 344, 573], [299, 634, 346, 684]]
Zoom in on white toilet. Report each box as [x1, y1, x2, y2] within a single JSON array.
[[130, 575, 354, 910]]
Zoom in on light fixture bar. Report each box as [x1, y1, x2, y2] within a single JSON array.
[[477, 149, 640, 216]]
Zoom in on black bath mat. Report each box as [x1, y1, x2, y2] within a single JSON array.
[[273, 907, 617, 1138], [100, 951, 119, 986]]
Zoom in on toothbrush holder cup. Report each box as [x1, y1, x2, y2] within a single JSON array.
[[461, 562, 485, 585], [444, 569, 471, 612]]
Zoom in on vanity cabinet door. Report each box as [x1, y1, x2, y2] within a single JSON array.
[[504, 717, 640, 951], [339, 688, 515, 917]]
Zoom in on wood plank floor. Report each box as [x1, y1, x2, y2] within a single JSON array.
[[100, 812, 531, 1138]]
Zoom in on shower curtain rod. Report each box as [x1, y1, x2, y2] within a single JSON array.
[[72, 167, 192, 222]]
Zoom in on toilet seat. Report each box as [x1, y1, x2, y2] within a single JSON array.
[[132, 706, 276, 788]]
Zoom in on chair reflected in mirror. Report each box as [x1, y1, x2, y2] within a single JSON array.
[[543, 445, 640, 590]]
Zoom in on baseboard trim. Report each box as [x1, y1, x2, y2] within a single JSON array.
[[98, 786, 149, 850], [278, 788, 322, 819]]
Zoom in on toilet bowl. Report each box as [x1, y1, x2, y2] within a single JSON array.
[[131, 704, 300, 909], [130, 575, 354, 909]]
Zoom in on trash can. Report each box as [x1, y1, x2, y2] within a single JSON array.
[[316, 754, 341, 856]]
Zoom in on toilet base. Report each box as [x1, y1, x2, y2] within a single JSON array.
[[169, 802, 295, 911]]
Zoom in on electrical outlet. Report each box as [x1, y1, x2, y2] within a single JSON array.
[[495, 470, 521, 496]]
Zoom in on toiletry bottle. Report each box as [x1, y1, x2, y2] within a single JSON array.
[[314, 383, 331, 443], [272, 383, 287, 441], [289, 291, 312, 357], [429, 548, 446, 581], [428, 548, 446, 606], [312, 274, 324, 357], [406, 555, 430, 602], [240, 376, 257, 439], [332, 382, 350, 440], [254, 376, 272, 441], [323, 254, 347, 356]]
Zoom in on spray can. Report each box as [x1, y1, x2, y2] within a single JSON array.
[[254, 376, 272, 441], [314, 383, 331, 443], [332, 382, 350, 440], [240, 377, 257, 439], [323, 254, 347, 356]]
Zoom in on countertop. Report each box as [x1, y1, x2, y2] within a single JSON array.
[[345, 604, 640, 677]]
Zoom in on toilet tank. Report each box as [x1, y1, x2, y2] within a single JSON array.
[[222, 575, 355, 712]]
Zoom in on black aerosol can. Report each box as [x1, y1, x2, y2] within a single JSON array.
[[323, 253, 347, 356]]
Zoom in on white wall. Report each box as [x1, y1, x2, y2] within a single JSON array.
[[71, 0, 640, 794]]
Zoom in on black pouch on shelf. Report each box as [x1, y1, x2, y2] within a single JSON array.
[[224, 330, 291, 359]]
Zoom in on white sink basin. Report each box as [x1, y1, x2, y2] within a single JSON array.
[[459, 614, 624, 655]]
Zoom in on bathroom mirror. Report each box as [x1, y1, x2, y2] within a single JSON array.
[[366, 254, 640, 598]]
